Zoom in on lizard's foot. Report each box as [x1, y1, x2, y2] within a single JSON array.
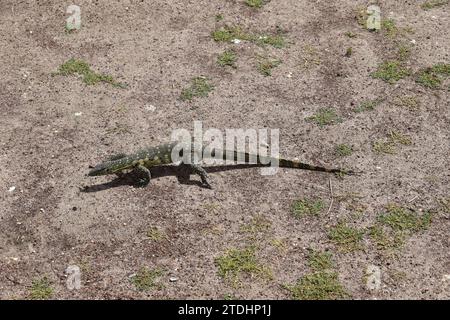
[[181, 163, 212, 189], [133, 165, 151, 188]]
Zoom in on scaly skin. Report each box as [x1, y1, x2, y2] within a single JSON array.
[[88, 142, 355, 188]]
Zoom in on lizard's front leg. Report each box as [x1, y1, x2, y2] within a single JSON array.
[[182, 163, 212, 189], [133, 164, 151, 187]]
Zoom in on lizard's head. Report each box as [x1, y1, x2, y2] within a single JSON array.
[[88, 158, 131, 176], [87, 163, 111, 176]]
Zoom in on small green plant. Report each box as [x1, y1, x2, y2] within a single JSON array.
[[245, 0, 266, 8], [421, 0, 449, 10], [416, 63, 450, 89], [287, 270, 347, 300], [215, 246, 272, 286], [291, 199, 324, 217], [369, 225, 405, 251], [373, 131, 412, 154], [180, 77, 214, 101], [373, 140, 396, 154], [215, 14, 224, 21], [132, 268, 164, 291], [240, 215, 271, 235], [300, 45, 321, 68], [308, 250, 333, 271], [256, 34, 286, 48], [54, 58, 125, 87], [306, 108, 341, 127], [397, 44, 412, 61], [393, 95, 420, 110], [378, 204, 432, 232], [217, 50, 237, 68], [355, 99, 382, 113], [257, 57, 281, 76], [345, 31, 357, 38], [345, 47, 353, 57], [30, 277, 53, 300], [382, 19, 398, 37], [328, 222, 364, 252], [371, 61, 410, 84], [286, 250, 347, 299], [147, 227, 167, 242], [335, 144, 353, 157]]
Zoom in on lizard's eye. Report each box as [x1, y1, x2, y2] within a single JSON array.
[[179, 149, 184, 157]]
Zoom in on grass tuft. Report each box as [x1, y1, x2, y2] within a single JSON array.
[[306, 108, 341, 127], [257, 56, 281, 76], [132, 268, 164, 291], [335, 144, 353, 157], [291, 199, 324, 218], [55, 58, 125, 87], [30, 277, 53, 300], [180, 77, 214, 101], [217, 51, 237, 68], [287, 250, 348, 300], [215, 246, 272, 286], [371, 61, 410, 84], [328, 222, 364, 252], [421, 0, 449, 10]]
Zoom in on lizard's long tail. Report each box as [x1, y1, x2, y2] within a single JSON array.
[[212, 149, 353, 174]]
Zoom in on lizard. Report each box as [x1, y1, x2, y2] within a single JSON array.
[[88, 142, 356, 188]]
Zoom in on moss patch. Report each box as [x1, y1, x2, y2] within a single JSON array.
[[308, 249, 333, 271]]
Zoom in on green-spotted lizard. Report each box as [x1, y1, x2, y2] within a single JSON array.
[[88, 142, 355, 188]]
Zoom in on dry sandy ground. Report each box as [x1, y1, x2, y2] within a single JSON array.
[[0, 0, 449, 299]]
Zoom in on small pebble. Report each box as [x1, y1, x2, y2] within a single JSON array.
[[169, 277, 178, 282], [8, 186, 15, 192]]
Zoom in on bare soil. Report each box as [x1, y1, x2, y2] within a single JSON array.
[[0, 0, 449, 299]]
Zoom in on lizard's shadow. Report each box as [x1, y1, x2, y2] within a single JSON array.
[[81, 164, 264, 193]]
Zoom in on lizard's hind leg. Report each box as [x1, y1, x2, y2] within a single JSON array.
[[181, 164, 212, 189], [133, 164, 152, 187]]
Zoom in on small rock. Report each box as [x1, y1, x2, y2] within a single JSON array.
[[144, 104, 156, 112], [8, 186, 15, 192], [169, 277, 178, 282], [442, 275, 450, 282], [74, 112, 83, 117], [231, 39, 241, 44]]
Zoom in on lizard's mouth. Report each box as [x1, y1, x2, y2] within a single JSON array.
[[87, 164, 108, 176]]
